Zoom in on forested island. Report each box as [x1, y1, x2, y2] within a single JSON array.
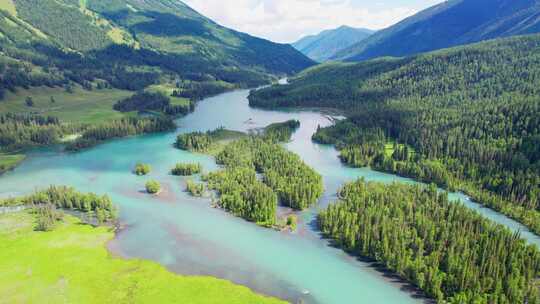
[[206, 136, 323, 225], [175, 128, 247, 154], [249, 34, 540, 235], [319, 179, 540, 303], [186, 180, 205, 197], [262, 120, 300, 142], [171, 163, 202, 176], [176, 121, 323, 227]]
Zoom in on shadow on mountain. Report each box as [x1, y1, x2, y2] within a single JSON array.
[[132, 11, 210, 37]]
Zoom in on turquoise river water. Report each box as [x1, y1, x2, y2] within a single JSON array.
[[1, 89, 538, 304]]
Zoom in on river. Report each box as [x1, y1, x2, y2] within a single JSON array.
[[0, 89, 538, 304]]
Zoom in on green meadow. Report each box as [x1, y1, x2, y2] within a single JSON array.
[[0, 86, 133, 124], [0, 211, 285, 304]]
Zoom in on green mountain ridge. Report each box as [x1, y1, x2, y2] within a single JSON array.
[[333, 0, 540, 61], [0, 0, 314, 99], [292, 26, 374, 62]]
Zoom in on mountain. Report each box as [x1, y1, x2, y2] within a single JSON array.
[[292, 26, 374, 62], [0, 0, 314, 99], [249, 33, 540, 234], [333, 0, 540, 61]]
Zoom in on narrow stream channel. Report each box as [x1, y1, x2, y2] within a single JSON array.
[[1, 89, 538, 304]]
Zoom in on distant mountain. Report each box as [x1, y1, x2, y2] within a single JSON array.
[[0, 0, 314, 98], [292, 26, 374, 62], [333, 0, 540, 61]]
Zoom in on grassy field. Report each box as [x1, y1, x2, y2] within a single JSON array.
[[146, 84, 191, 107], [0, 211, 286, 304], [0, 0, 18, 16], [0, 86, 133, 124], [0, 153, 25, 174]]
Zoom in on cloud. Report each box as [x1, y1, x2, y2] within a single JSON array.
[[183, 0, 422, 43]]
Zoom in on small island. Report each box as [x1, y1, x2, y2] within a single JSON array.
[[145, 180, 161, 194], [186, 180, 205, 197], [134, 163, 152, 176], [175, 128, 247, 155], [186, 121, 323, 229], [171, 163, 202, 176]]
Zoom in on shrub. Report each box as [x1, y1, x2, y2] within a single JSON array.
[[286, 215, 297, 231], [134, 163, 151, 175], [34, 204, 64, 231], [145, 180, 161, 194], [186, 180, 204, 196]]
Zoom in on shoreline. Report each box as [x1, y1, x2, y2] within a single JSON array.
[[0, 210, 286, 304]]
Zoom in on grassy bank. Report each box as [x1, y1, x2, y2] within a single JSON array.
[[0, 153, 25, 175], [0, 86, 133, 124], [0, 211, 286, 304]]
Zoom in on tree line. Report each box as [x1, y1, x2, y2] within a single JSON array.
[[205, 166, 277, 225], [262, 120, 300, 143], [1, 185, 118, 225], [113, 91, 194, 116], [0, 113, 69, 152], [66, 116, 176, 151], [319, 179, 540, 303], [175, 132, 213, 152], [0, 112, 176, 155], [174, 127, 247, 153]]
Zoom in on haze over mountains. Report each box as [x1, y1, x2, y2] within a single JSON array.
[[292, 26, 374, 62], [333, 0, 540, 61]]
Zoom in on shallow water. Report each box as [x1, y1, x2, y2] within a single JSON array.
[[1, 89, 538, 304]]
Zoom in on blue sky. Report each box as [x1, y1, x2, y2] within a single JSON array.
[[184, 0, 444, 43]]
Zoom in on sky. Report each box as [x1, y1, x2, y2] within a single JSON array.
[[183, 0, 444, 43]]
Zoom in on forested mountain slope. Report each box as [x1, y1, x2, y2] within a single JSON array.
[[292, 26, 374, 62], [249, 34, 540, 234], [333, 0, 540, 61], [0, 0, 314, 99]]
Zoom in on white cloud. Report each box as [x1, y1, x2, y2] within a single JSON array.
[[183, 0, 421, 43]]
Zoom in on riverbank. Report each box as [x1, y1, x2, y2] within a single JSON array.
[[0, 153, 26, 176], [0, 210, 285, 304]]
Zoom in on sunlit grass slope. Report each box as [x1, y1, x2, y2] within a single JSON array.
[[0, 86, 133, 124]]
